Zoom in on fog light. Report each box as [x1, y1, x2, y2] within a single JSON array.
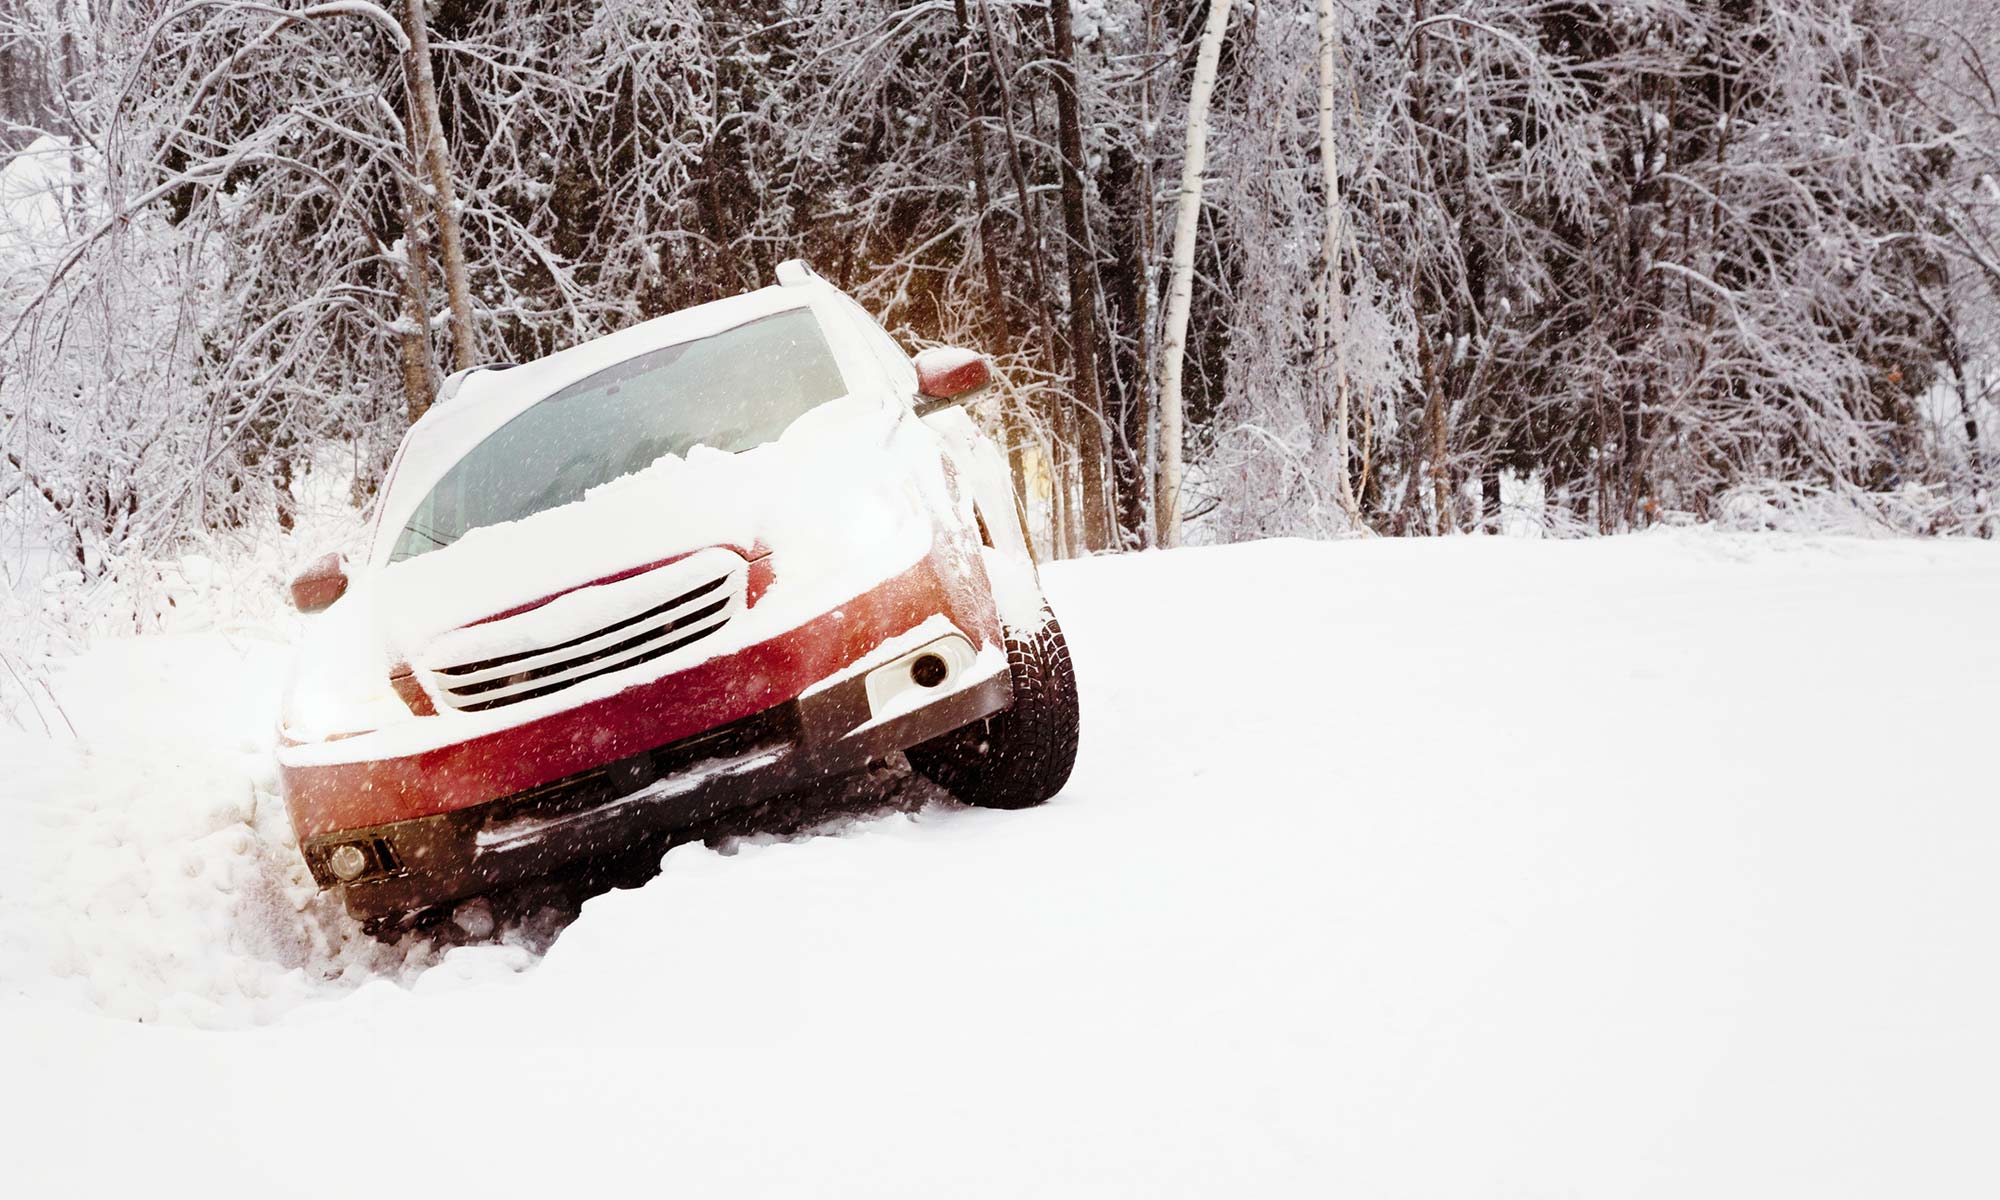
[[328, 843, 369, 882], [909, 652, 949, 688], [862, 633, 980, 722]]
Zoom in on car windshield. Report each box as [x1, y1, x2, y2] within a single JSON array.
[[387, 307, 847, 563]]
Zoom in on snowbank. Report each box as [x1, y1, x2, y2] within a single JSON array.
[[4, 532, 1999, 1196]]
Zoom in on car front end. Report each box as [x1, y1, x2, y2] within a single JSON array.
[[281, 527, 1010, 921], [277, 269, 1031, 921]]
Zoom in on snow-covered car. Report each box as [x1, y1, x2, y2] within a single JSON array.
[[277, 261, 1079, 924]]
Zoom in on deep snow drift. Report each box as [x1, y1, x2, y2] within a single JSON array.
[[3, 533, 1997, 1196]]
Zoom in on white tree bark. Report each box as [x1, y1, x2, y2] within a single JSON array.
[[1137, 0, 1161, 547], [1156, 0, 1233, 549], [1317, 0, 1360, 527], [398, 0, 475, 372]]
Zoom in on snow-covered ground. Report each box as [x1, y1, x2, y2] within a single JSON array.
[[3, 532, 1997, 1196]]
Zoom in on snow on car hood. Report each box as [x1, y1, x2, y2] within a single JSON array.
[[281, 396, 948, 756]]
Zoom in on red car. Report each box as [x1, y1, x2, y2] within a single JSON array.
[[277, 262, 1079, 924]]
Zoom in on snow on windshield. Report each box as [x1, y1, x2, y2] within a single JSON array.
[[388, 309, 845, 563]]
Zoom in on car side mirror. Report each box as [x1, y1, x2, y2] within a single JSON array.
[[914, 348, 993, 413], [290, 552, 349, 614]]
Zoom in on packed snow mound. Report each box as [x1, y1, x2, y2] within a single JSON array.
[[0, 632, 541, 1026], [4, 531, 1999, 1197]]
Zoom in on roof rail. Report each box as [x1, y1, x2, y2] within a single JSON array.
[[775, 259, 820, 287], [433, 361, 519, 409]]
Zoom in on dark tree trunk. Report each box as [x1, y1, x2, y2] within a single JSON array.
[[1047, 0, 1111, 552], [56, 0, 86, 234], [953, 0, 1026, 514], [1102, 144, 1151, 546], [979, 0, 1070, 555]]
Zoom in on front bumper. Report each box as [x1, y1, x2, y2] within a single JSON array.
[[282, 535, 1012, 920], [307, 659, 1009, 920]]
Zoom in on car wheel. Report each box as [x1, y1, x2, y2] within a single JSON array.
[[908, 605, 1079, 809]]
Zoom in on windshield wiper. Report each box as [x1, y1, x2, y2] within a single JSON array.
[[403, 519, 458, 550]]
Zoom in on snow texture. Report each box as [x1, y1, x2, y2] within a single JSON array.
[[4, 533, 1999, 1196]]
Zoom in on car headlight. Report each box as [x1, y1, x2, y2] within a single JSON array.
[[284, 670, 416, 744]]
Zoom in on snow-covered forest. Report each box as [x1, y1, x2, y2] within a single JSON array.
[[4, 0, 1997, 610], [6, 6, 2000, 1193]]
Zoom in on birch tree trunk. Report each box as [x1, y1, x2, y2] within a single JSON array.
[[1135, 0, 1160, 547], [1316, 0, 1360, 526], [398, 0, 475, 371], [1156, 0, 1233, 549]]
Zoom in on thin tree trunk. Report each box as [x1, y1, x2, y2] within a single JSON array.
[[1157, 0, 1233, 549], [56, 0, 85, 237], [1101, 168, 1148, 545], [953, 0, 1026, 515], [1046, 0, 1111, 552], [394, 116, 437, 425], [1026, 42, 1078, 556], [977, 0, 1070, 556], [1939, 294, 1990, 537], [1970, 388, 1991, 539], [1316, 0, 1359, 527], [398, 0, 475, 371], [1129, 178, 1155, 547], [954, 0, 1010, 355], [1134, 0, 1160, 547], [395, 266, 435, 425], [1427, 355, 1449, 534]]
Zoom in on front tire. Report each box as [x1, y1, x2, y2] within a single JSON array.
[[908, 606, 1079, 808]]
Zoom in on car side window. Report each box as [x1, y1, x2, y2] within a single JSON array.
[[838, 294, 919, 398]]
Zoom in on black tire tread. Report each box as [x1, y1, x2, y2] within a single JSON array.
[[908, 606, 1079, 808]]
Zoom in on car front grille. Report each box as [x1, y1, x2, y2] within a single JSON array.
[[429, 559, 746, 713]]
